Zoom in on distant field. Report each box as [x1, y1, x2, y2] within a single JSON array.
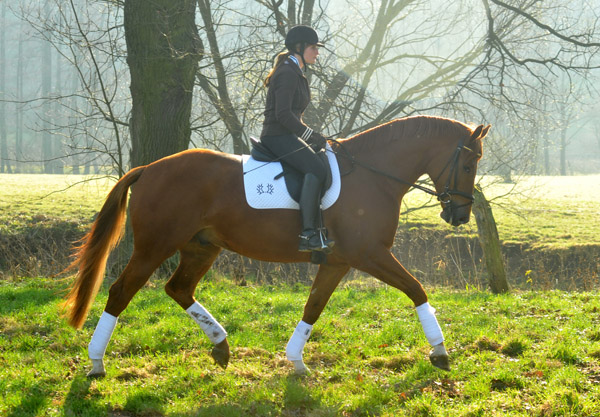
[[0, 174, 113, 233], [1, 278, 599, 416], [402, 174, 600, 249], [1, 173, 599, 250]]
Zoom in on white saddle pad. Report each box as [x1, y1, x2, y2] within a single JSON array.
[[242, 144, 341, 210]]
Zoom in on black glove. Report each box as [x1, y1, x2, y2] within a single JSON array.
[[308, 132, 327, 151]]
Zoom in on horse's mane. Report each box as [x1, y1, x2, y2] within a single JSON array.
[[345, 116, 471, 152]]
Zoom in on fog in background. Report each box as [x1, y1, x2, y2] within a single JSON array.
[[0, 0, 598, 176]]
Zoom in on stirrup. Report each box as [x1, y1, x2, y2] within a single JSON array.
[[298, 230, 334, 253]]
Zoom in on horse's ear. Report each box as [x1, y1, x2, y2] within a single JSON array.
[[470, 124, 491, 141], [478, 124, 491, 140], [470, 125, 483, 140]]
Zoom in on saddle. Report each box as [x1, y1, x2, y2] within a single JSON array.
[[250, 137, 333, 202]]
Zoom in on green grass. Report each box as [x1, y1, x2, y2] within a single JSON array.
[[1, 278, 600, 416]]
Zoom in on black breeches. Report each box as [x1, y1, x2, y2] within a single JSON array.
[[260, 134, 328, 184]]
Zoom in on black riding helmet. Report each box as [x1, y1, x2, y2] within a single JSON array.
[[285, 25, 324, 53]]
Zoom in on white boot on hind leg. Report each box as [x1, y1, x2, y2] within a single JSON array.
[[186, 301, 227, 344], [87, 311, 118, 377]]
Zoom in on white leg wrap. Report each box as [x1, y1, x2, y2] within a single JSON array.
[[416, 302, 444, 346], [286, 320, 313, 361], [186, 301, 227, 344], [88, 311, 118, 360]]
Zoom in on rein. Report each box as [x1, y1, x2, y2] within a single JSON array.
[[244, 133, 477, 208], [329, 137, 475, 204]]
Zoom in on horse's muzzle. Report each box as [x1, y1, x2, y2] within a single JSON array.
[[440, 204, 471, 227]]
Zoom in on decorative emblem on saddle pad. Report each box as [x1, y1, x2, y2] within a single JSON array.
[[242, 145, 341, 210]]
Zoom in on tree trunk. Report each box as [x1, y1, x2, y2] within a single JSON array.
[[16, 19, 24, 173], [560, 127, 567, 176], [543, 131, 550, 175], [52, 45, 64, 174], [41, 28, 53, 174], [301, 0, 315, 24], [0, 2, 10, 174], [472, 186, 509, 294], [71, 66, 80, 175], [124, 0, 201, 168]]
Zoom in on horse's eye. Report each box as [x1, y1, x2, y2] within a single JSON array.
[[464, 166, 472, 174]]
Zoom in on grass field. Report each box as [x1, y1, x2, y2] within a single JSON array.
[[1, 278, 600, 416], [1, 174, 599, 415], [1, 173, 599, 250], [399, 174, 600, 250], [0, 174, 112, 234]]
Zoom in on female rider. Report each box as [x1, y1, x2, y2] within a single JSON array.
[[260, 25, 334, 253]]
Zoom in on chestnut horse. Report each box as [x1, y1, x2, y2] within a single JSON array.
[[63, 115, 489, 377]]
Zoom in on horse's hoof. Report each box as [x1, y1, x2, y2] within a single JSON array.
[[211, 340, 230, 369], [294, 367, 310, 376], [87, 359, 106, 378], [429, 354, 451, 371], [290, 360, 310, 376], [86, 369, 106, 378]]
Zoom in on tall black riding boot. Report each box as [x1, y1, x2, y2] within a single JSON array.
[[298, 173, 334, 253]]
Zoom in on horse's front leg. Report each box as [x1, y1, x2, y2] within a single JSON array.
[[287, 262, 350, 375], [352, 248, 450, 371]]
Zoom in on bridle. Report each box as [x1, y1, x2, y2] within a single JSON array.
[[431, 135, 478, 206], [329, 135, 480, 208]]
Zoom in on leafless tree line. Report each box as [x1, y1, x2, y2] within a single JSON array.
[[0, 0, 598, 178]]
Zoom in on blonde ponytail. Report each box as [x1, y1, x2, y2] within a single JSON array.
[[264, 51, 291, 87]]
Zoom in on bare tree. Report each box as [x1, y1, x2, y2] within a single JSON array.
[[0, 2, 9, 173], [9, 0, 598, 175], [195, 0, 249, 154], [9, 0, 130, 174], [41, 1, 54, 173], [125, 0, 201, 168]]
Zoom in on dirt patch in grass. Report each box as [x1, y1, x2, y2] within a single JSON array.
[[0, 316, 28, 335], [116, 365, 160, 381], [368, 354, 415, 371], [468, 336, 501, 352], [234, 346, 273, 359]]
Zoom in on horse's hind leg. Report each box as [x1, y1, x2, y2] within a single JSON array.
[[87, 250, 166, 377], [164, 241, 229, 368]]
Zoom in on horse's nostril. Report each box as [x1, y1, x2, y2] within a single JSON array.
[[440, 209, 451, 223]]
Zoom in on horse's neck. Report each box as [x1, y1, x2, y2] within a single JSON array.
[[347, 129, 434, 187]]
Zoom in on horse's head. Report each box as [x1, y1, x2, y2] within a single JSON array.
[[429, 123, 490, 226]]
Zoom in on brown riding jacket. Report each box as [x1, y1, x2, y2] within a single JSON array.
[[260, 58, 313, 140]]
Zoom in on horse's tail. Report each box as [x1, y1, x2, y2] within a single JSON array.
[[62, 166, 146, 329]]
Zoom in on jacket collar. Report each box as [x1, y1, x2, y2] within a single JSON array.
[[285, 57, 307, 78], [288, 55, 301, 68]]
